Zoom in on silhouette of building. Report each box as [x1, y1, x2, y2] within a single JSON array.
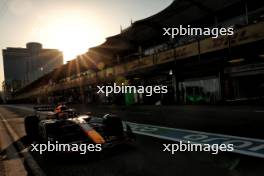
[[2, 42, 63, 100]]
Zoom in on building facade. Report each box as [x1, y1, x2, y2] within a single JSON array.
[[2, 42, 63, 100]]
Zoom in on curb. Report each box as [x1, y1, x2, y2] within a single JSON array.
[[0, 113, 46, 176]]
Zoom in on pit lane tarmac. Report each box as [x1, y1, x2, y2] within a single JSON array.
[[0, 106, 263, 176]]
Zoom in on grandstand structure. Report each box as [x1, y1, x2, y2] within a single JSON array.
[[12, 0, 264, 105]]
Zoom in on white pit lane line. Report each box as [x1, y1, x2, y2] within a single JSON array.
[[3, 105, 264, 158], [126, 122, 264, 158]]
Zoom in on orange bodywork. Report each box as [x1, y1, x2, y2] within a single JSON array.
[[86, 130, 106, 144]]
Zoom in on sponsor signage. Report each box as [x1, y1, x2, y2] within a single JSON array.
[[139, 55, 154, 68], [175, 43, 199, 60], [126, 60, 140, 71], [200, 22, 264, 54], [156, 49, 174, 64]]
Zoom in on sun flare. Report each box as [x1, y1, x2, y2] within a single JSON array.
[[54, 23, 91, 61], [36, 12, 105, 62]]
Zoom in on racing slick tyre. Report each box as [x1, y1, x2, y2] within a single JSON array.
[[103, 114, 124, 137], [24, 115, 39, 141]]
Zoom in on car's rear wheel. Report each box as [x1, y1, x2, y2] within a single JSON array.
[[103, 114, 124, 136], [24, 115, 39, 141]]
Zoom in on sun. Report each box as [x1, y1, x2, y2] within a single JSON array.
[[55, 24, 91, 61], [38, 13, 105, 62]]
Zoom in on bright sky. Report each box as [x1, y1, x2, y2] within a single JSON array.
[[0, 0, 173, 85]]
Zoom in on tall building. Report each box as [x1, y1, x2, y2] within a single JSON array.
[[2, 42, 63, 100]]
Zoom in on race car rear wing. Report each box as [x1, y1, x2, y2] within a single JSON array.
[[33, 105, 55, 112]]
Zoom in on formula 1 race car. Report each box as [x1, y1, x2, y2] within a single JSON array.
[[24, 105, 135, 152]]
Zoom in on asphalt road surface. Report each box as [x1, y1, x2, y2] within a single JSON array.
[[0, 105, 263, 176], [75, 104, 264, 139]]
